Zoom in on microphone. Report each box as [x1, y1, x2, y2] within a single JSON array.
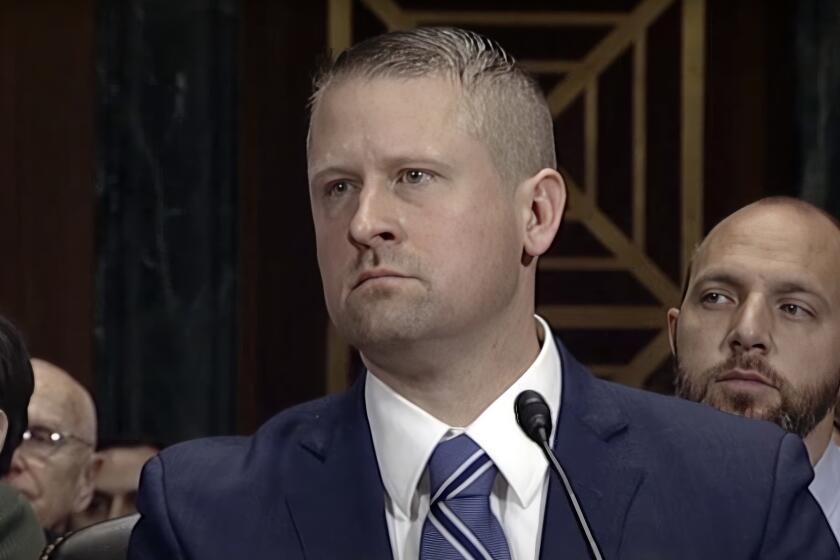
[[515, 390, 604, 560]]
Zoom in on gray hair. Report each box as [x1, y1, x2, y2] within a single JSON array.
[[309, 27, 556, 186]]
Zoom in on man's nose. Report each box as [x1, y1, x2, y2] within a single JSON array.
[[727, 294, 773, 355], [348, 183, 402, 249]]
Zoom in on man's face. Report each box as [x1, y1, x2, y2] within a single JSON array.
[[4, 381, 94, 531], [669, 205, 840, 436], [308, 76, 525, 348], [69, 445, 157, 529]]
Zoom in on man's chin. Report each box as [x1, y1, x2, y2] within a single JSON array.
[[338, 300, 432, 344], [704, 390, 780, 422], [338, 316, 423, 348]]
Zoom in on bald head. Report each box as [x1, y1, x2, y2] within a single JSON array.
[[30, 359, 96, 446], [694, 197, 840, 278], [670, 196, 840, 463], [678, 198, 840, 303], [4, 359, 100, 533]]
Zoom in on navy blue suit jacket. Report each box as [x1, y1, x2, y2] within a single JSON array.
[[129, 341, 840, 559]]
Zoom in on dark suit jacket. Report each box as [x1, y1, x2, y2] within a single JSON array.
[[129, 341, 840, 559], [0, 482, 46, 559]]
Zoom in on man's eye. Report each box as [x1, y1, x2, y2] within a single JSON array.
[[326, 181, 352, 197], [701, 292, 731, 305], [399, 169, 433, 185], [780, 303, 811, 317]]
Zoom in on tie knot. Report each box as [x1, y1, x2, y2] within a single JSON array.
[[427, 435, 498, 503]]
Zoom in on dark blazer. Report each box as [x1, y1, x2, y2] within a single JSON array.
[[0, 482, 46, 559], [129, 340, 840, 559]]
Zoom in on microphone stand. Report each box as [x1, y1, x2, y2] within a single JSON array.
[[538, 439, 603, 560], [516, 390, 604, 560]]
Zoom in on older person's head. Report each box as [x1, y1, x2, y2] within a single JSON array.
[[4, 359, 99, 533], [668, 197, 840, 464], [0, 316, 35, 476]]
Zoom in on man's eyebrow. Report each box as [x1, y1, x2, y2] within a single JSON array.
[[308, 165, 357, 185], [692, 273, 831, 307], [691, 272, 743, 289], [772, 281, 816, 293], [379, 155, 454, 172], [309, 157, 455, 185], [770, 281, 830, 307]]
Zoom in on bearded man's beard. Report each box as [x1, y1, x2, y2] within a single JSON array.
[[674, 353, 840, 438]]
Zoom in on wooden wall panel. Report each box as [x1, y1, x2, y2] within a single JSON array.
[[238, 0, 329, 432], [0, 1, 96, 390]]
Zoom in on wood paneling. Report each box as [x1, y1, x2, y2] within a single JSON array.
[[238, 0, 329, 433], [0, 1, 96, 390]]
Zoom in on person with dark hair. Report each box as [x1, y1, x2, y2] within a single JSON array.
[[68, 439, 158, 530], [131, 28, 838, 558], [0, 316, 46, 557], [669, 197, 840, 543]]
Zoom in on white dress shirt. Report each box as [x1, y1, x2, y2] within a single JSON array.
[[811, 441, 840, 545], [365, 315, 561, 560]]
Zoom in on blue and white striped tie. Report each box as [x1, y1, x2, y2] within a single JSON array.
[[420, 434, 512, 560]]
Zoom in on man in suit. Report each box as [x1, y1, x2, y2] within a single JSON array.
[[130, 27, 839, 558], [668, 197, 840, 543]]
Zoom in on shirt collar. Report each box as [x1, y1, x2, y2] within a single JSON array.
[[812, 441, 840, 515], [365, 315, 562, 518]]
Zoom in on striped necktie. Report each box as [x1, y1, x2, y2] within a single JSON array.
[[420, 434, 512, 560]]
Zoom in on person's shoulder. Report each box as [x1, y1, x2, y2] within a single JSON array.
[[597, 375, 788, 455], [153, 391, 349, 487], [0, 482, 47, 557], [132, 395, 352, 556], [584, 378, 837, 557]]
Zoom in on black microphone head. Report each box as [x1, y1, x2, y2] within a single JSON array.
[[515, 390, 552, 444]]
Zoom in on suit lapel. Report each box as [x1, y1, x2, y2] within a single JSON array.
[[540, 340, 646, 559], [285, 379, 392, 559], [283, 340, 645, 559]]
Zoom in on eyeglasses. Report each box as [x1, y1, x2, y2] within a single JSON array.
[[18, 426, 94, 460]]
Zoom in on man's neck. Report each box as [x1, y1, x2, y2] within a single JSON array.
[[362, 311, 541, 427], [805, 411, 837, 465]]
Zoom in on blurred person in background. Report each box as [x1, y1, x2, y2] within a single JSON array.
[[4, 359, 101, 542], [0, 317, 45, 557], [68, 439, 158, 530]]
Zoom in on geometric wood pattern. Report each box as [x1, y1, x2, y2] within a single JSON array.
[[324, 0, 705, 392]]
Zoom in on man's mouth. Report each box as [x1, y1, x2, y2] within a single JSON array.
[[353, 269, 408, 289], [716, 368, 777, 389]]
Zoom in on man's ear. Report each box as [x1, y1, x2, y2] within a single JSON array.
[[73, 452, 103, 513], [0, 410, 7, 453], [667, 308, 680, 355], [520, 168, 567, 259]]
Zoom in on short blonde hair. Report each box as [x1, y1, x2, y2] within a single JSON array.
[[309, 27, 556, 187]]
